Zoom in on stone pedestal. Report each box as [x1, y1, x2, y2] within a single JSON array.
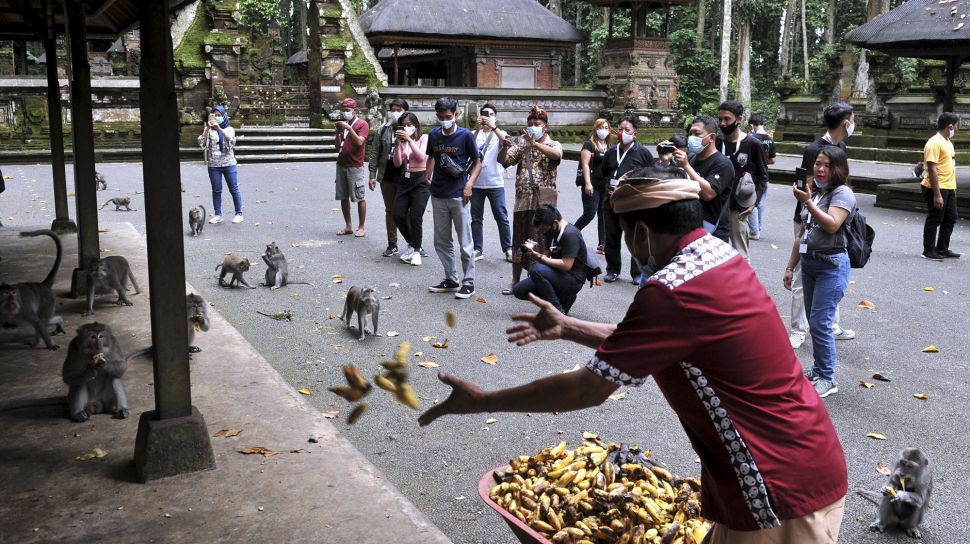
[[134, 406, 216, 483], [595, 37, 678, 111]]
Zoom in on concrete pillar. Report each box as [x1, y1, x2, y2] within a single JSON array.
[[133, 0, 215, 483], [45, 0, 75, 235], [65, 0, 100, 296]]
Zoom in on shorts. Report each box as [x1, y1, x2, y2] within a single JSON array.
[[335, 165, 367, 202], [705, 496, 845, 544]]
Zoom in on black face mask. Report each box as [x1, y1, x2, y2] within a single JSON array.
[[719, 122, 738, 136]]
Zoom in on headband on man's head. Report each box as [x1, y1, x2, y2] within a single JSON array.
[[610, 176, 701, 214], [528, 104, 548, 123]]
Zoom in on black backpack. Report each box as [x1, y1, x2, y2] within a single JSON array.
[[845, 207, 875, 268]]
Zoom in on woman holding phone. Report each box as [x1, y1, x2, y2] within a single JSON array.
[[198, 104, 243, 224], [391, 112, 431, 266]]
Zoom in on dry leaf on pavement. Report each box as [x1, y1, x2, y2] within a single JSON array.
[[921, 346, 939, 353], [213, 428, 243, 438], [608, 391, 627, 401], [322, 411, 340, 419], [859, 381, 875, 389], [387, 331, 400, 337], [875, 463, 891, 476], [866, 433, 887, 441], [923, 287, 935, 291], [432, 339, 449, 349], [327, 312, 337, 320], [446, 311, 457, 328], [76, 447, 109, 461], [857, 300, 876, 309], [485, 418, 498, 425], [913, 393, 929, 400], [298, 387, 312, 395], [481, 353, 498, 365], [239, 446, 280, 457], [381, 296, 393, 300], [770, 243, 779, 249], [418, 361, 440, 368], [422, 336, 435, 342], [475, 296, 487, 303], [389, 282, 401, 288]]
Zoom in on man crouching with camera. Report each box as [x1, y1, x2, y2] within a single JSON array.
[[512, 204, 592, 314]]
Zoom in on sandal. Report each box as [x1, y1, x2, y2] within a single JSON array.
[[354, 228, 366, 238], [502, 287, 513, 296], [336, 228, 353, 236]]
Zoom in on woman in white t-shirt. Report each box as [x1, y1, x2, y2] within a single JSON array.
[[470, 103, 513, 263], [197, 104, 243, 224]]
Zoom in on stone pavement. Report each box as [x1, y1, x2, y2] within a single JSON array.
[[0, 160, 968, 543], [0, 224, 451, 544]]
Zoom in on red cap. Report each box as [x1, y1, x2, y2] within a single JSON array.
[[340, 98, 357, 108]]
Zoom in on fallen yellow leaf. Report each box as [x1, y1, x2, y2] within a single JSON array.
[[239, 446, 280, 457], [432, 339, 449, 349], [913, 393, 929, 400], [475, 296, 487, 303], [608, 391, 627, 401], [923, 287, 935, 291], [76, 447, 109, 461], [67, 192, 76, 197], [386, 331, 400, 337], [859, 381, 874, 389], [332, 274, 345, 279], [866, 433, 887, 441], [485, 418, 498, 424], [418, 361, 439, 368], [481, 353, 498, 365], [857, 300, 876, 310], [322, 410, 340, 419], [422, 336, 436, 342], [332, 278, 344, 284], [446, 311, 457, 328], [298, 387, 312, 395], [921, 346, 940, 353], [213, 428, 243, 438], [876, 463, 891, 476]]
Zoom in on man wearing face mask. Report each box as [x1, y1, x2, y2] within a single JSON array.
[[334, 97, 369, 238], [367, 98, 409, 257], [788, 102, 855, 349], [919, 112, 961, 261], [675, 115, 734, 242], [714, 100, 769, 258], [597, 115, 654, 284], [418, 163, 848, 543]]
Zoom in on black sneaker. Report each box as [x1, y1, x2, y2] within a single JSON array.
[[921, 250, 944, 262], [429, 279, 460, 293], [938, 249, 962, 259], [419, 248, 430, 258], [455, 283, 476, 299], [602, 272, 619, 283], [631, 275, 641, 285], [382, 244, 399, 257]]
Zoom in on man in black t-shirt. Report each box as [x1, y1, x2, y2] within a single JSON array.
[[676, 115, 734, 242], [715, 100, 769, 259], [513, 204, 590, 314]]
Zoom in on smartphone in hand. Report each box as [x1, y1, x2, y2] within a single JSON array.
[[795, 167, 807, 191]]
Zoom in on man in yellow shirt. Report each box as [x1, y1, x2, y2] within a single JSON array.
[[921, 112, 960, 261]]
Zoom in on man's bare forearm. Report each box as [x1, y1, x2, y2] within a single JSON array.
[[481, 368, 618, 414], [562, 316, 617, 349]]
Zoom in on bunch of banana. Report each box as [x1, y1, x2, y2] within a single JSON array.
[[488, 433, 710, 544], [328, 364, 372, 423], [375, 341, 420, 410]]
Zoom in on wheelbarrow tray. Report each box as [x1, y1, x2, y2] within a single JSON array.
[[478, 466, 552, 544]]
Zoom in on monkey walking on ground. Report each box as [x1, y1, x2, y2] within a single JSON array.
[[188, 204, 206, 236], [857, 447, 933, 539], [339, 286, 381, 341], [99, 197, 135, 211], [216, 254, 256, 289], [83, 256, 141, 316], [0, 230, 66, 350]]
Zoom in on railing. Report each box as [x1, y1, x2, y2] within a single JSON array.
[[238, 84, 311, 126]]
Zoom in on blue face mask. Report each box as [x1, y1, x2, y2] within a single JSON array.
[[814, 179, 829, 190], [527, 126, 544, 140], [214, 116, 225, 125], [687, 135, 705, 155]]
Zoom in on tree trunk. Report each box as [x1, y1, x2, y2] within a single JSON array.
[[856, 0, 892, 109], [779, 0, 795, 76], [279, 0, 292, 56], [719, 0, 733, 102], [824, 0, 835, 45], [696, 0, 706, 49], [800, 0, 809, 84], [307, 0, 322, 128], [574, 4, 582, 86], [737, 18, 751, 109], [295, 0, 307, 52]]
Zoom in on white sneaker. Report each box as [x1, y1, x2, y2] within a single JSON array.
[[208, 215, 224, 224], [833, 327, 855, 340], [505, 250, 513, 263], [474, 250, 484, 261], [789, 332, 806, 349], [409, 252, 422, 266], [232, 215, 244, 224], [400, 245, 415, 262]]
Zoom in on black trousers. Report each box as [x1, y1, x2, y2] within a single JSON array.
[[393, 172, 431, 251], [603, 202, 638, 278], [921, 186, 958, 252]]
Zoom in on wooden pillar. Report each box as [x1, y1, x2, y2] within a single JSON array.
[[944, 56, 960, 113], [608, 7, 613, 39], [393, 45, 399, 85], [45, 0, 75, 234], [65, 0, 99, 296], [133, 0, 214, 483]]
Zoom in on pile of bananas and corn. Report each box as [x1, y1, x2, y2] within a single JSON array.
[[329, 341, 420, 424], [489, 433, 709, 544]]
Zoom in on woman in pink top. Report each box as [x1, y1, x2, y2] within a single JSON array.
[[391, 112, 431, 265]]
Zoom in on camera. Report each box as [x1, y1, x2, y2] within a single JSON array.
[[656, 142, 677, 155], [521, 239, 537, 253]]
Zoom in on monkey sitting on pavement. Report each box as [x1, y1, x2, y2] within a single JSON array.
[[188, 204, 206, 236], [95, 171, 108, 190], [339, 286, 381, 341], [0, 230, 66, 350], [216, 254, 256, 289], [84, 256, 141, 316], [261, 242, 288, 289], [126, 293, 210, 362], [99, 197, 135, 211], [857, 447, 933, 539], [62, 322, 130, 422]]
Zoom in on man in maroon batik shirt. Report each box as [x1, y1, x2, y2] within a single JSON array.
[[419, 164, 848, 543]]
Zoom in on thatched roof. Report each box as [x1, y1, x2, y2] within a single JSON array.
[[845, 0, 970, 57], [0, 0, 196, 40], [359, 0, 582, 48]]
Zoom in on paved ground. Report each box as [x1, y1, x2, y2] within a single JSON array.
[[1, 159, 968, 543]]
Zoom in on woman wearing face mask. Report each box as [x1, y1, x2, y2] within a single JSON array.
[[198, 104, 244, 224], [498, 104, 563, 295], [392, 112, 431, 266], [783, 147, 855, 400], [574, 119, 611, 255]]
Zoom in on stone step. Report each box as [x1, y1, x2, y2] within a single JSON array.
[[236, 127, 335, 135], [234, 144, 335, 153], [236, 135, 334, 144], [236, 152, 337, 163], [875, 182, 970, 218]]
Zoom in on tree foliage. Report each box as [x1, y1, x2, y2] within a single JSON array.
[[239, 0, 280, 32]]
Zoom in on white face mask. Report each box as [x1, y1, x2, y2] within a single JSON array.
[[388, 111, 402, 123], [845, 121, 855, 137], [440, 118, 455, 130], [621, 132, 635, 145], [341, 111, 354, 121], [949, 128, 956, 138], [595, 128, 610, 140], [404, 126, 416, 136]]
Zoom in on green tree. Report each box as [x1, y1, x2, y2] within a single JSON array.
[[239, 0, 280, 32]]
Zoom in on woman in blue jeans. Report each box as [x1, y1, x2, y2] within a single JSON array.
[[198, 104, 243, 224], [783, 147, 855, 399]]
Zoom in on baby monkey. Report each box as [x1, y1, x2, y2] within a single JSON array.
[[84, 256, 141, 316], [339, 285, 380, 341], [62, 322, 130, 422], [216, 254, 256, 289], [95, 171, 107, 190], [100, 197, 135, 211], [860, 447, 933, 539], [188, 204, 206, 236]]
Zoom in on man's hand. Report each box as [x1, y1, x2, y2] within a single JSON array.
[[522, 129, 535, 146], [418, 373, 486, 427], [507, 294, 567, 346], [674, 149, 689, 168], [934, 191, 944, 209], [783, 268, 794, 291], [584, 182, 594, 197], [334, 120, 349, 131], [368, 178, 377, 191], [463, 182, 474, 205]]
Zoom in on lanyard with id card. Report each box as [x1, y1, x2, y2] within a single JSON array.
[[800, 192, 823, 254], [610, 144, 633, 188]]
